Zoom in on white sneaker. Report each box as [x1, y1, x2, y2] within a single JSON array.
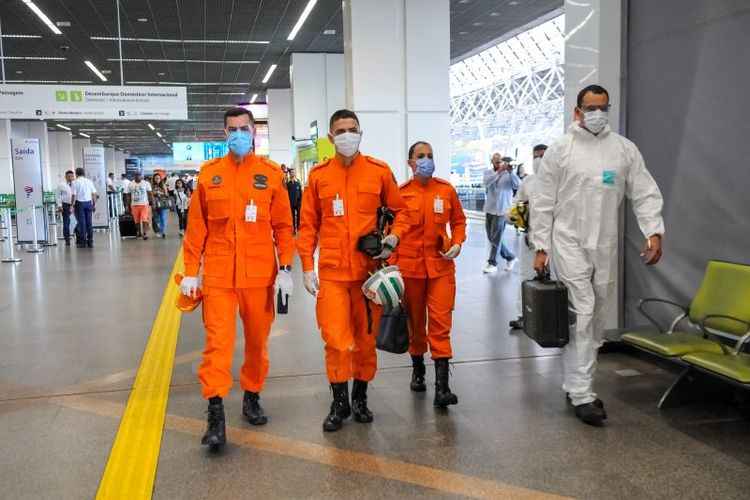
[[483, 264, 498, 274], [504, 258, 517, 271]]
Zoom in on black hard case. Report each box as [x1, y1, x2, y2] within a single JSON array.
[[118, 213, 138, 238], [521, 276, 570, 348]]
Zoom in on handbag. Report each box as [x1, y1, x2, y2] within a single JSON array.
[[376, 305, 410, 354]]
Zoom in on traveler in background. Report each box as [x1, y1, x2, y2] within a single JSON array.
[[393, 141, 466, 407], [118, 174, 131, 211], [509, 144, 547, 330], [174, 178, 190, 237], [107, 172, 116, 193], [166, 172, 178, 210], [286, 167, 303, 234], [70, 167, 98, 248], [532, 84, 664, 426], [127, 172, 153, 240], [151, 173, 170, 239], [56, 170, 75, 247], [483, 153, 520, 273]]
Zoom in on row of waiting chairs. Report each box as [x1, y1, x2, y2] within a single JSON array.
[[620, 260, 750, 408]]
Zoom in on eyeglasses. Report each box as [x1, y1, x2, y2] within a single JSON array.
[[226, 125, 252, 132], [579, 104, 611, 113]]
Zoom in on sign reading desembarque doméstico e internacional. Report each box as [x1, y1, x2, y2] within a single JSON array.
[[0, 84, 187, 120]]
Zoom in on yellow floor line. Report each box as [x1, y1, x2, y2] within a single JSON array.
[[95, 250, 184, 500]]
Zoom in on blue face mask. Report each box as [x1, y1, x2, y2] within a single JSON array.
[[415, 157, 435, 178], [227, 130, 253, 157]]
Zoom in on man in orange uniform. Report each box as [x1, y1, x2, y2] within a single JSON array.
[[297, 109, 410, 432], [393, 141, 466, 407], [181, 107, 294, 450]]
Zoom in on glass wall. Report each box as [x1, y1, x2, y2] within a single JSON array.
[[450, 15, 565, 211]]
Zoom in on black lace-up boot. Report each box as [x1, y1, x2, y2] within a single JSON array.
[[242, 391, 268, 425], [410, 355, 427, 392], [351, 379, 374, 423], [323, 382, 351, 432], [201, 397, 226, 450], [434, 359, 458, 407]]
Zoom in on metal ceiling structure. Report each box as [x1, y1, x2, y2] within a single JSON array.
[[0, 0, 562, 155]]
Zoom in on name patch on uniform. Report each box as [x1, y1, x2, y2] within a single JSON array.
[[253, 174, 268, 190], [211, 175, 222, 185]]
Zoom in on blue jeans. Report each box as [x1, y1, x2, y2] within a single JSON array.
[[485, 213, 514, 265], [154, 208, 169, 235], [74, 201, 94, 246]]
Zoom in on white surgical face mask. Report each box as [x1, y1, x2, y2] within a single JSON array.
[[582, 109, 609, 134], [333, 132, 361, 157]]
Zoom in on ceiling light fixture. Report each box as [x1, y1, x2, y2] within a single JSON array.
[[91, 36, 269, 45], [262, 64, 277, 84], [1, 34, 43, 39], [0, 56, 67, 61], [189, 92, 246, 96], [56, 124, 71, 131], [147, 123, 155, 130], [250, 93, 258, 104], [156, 131, 162, 138], [107, 58, 259, 64], [287, 0, 317, 41], [84, 60, 108, 82], [137, 18, 148, 22], [79, 132, 90, 138], [21, 0, 62, 35]]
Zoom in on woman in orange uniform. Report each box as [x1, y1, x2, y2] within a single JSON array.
[[393, 141, 467, 407]]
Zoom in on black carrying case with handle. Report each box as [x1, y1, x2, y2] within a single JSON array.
[[522, 271, 570, 348], [376, 305, 410, 354]]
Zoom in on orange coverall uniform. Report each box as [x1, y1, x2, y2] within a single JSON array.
[[392, 177, 466, 359], [184, 153, 294, 399], [296, 154, 410, 383]]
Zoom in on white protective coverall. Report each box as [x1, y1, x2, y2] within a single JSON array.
[[531, 122, 665, 406], [511, 174, 540, 318]]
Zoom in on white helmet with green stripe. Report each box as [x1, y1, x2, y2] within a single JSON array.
[[362, 265, 405, 310]]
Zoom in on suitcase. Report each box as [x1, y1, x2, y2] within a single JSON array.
[[522, 273, 570, 348], [119, 213, 138, 239], [376, 306, 410, 354]]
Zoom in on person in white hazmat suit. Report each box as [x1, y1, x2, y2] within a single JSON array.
[[508, 144, 548, 330], [531, 85, 665, 426]]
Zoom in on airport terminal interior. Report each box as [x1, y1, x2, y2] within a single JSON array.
[[1, 1, 749, 499]]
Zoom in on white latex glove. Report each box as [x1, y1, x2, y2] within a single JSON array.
[[303, 271, 319, 296], [440, 244, 461, 260], [180, 276, 200, 298], [373, 234, 399, 260], [275, 269, 294, 297]]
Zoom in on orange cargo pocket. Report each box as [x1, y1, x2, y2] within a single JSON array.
[[318, 237, 341, 269], [357, 182, 381, 213], [245, 243, 275, 278], [203, 255, 232, 278]]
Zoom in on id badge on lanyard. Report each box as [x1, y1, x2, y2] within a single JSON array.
[[245, 199, 257, 222], [434, 196, 444, 214], [333, 194, 345, 217]]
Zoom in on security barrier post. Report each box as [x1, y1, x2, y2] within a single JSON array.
[[1, 208, 22, 263], [26, 205, 44, 253]]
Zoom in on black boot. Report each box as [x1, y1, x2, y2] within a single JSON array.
[[323, 382, 351, 432], [410, 355, 426, 392], [574, 401, 607, 427], [351, 379, 374, 423], [434, 358, 458, 408], [242, 391, 268, 426], [201, 398, 226, 450]]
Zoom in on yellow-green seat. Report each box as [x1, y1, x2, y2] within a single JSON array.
[[682, 352, 750, 384], [622, 261, 750, 359], [621, 331, 723, 357]]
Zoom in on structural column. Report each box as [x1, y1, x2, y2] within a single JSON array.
[[48, 130, 74, 184], [72, 137, 90, 171], [290, 53, 345, 140], [343, 0, 451, 182], [267, 88, 294, 166]]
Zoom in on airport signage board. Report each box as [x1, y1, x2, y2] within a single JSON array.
[[173, 142, 228, 163], [83, 147, 109, 228], [11, 138, 47, 243], [0, 84, 188, 120], [125, 158, 142, 179]]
